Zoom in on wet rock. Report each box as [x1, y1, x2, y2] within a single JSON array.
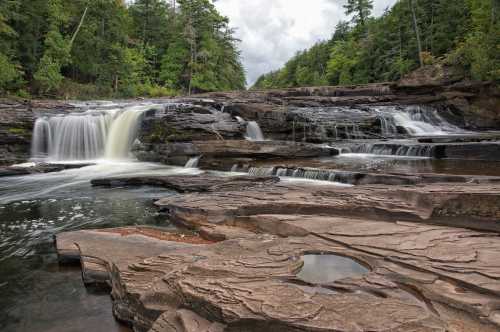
[[133, 140, 338, 167], [91, 174, 279, 193], [138, 104, 244, 144]]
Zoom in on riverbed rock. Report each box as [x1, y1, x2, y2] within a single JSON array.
[[56, 216, 500, 332], [138, 103, 244, 144], [91, 174, 279, 193], [133, 140, 338, 167], [157, 181, 500, 232]]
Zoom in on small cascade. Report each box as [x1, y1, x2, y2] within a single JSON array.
[[30, 104, 154, 161], [31, 117, 52, 159], [245, 166, 354, 185], [391, 106, 464, 136], [289, 105, 466, 140], [185, 156, 201, 168], [377, 115, 399, 136], [245, 121, 265, 141], [235, 116, 246, 124], [248, 167, 275, 176], [345, 143, 435, 157]]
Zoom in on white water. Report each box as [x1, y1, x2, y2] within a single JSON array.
[[392, 110, 462, 136], [0, 161, 204, 205], [376, 106, 466, 137], [184, 156, 201, 168], [245, 121, 265, 141], [31, 104, 156, 161]]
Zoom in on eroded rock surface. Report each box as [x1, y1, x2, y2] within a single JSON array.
[[56, 174, 500, 332], [157, 181, 500, 232]]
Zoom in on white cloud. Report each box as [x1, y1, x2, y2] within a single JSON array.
[[215, 0, 398, 86]]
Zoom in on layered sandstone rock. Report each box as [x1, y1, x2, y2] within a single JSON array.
[[55, 173, 500, 332]]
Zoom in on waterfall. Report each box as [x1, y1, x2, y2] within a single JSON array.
[[390, 106, 464, 136], [31, 104, 153, 161], [31, 117, 52, 159], [245, 121, 265, 141], [104, 107, 146, 159], [185, 156, 201, 168]]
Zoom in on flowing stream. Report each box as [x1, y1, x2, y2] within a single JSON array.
[[1, 99, 496, 331], [0, 162, 203, 332], [2, 100, 207, 331]]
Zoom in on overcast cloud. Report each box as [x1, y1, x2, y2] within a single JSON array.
[[215, 0, 398, 86]]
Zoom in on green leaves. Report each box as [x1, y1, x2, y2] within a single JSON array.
[[254, 0, 494, 89], [1, 0, 245, 97]]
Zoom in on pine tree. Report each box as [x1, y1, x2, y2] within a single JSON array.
[[344, 0, 374, 27]]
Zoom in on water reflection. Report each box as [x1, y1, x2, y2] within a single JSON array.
[[0, 162, 198, 332], [297, 254, 368, 284]]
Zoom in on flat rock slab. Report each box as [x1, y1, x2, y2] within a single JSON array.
[[91, 174, 279, 193], [134, 140, 338, 166], [156, 182, 500, 232], [56, 221, 500, 332]]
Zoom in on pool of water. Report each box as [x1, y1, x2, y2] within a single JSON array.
[[296, 254, 369, 284], [0, 162, 200, 332]]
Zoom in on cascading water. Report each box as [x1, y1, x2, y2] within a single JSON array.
[[345, 143, 435, 157], [185, 156, 201, 168], [245, 121, 265, 141], [31, 104, 154, 161], [392, 106, 464, 136], [31, 112, 114, 161], [104, 107, 147, 159]]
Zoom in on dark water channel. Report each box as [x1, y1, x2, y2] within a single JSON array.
[[0, 162, 201, 332]]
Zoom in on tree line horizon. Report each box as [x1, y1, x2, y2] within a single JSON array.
[[0, 0, 498, 99]]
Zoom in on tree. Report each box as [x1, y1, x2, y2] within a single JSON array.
[[408, 0, 424, 67], [34, 0, 70, 94], [0, 2, 21, 92], [344, 0, 374, 27]]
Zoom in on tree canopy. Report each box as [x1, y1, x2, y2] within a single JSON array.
[[0, 0, 246, 98], [254, 0, 499, 89]]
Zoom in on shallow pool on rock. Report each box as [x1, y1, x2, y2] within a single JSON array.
[[296, 254, 369, 284]]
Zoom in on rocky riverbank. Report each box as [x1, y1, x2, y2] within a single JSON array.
[[56, 174, 500, 332]]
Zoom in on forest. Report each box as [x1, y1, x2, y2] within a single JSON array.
[[253, 0, 500, 89], [0, 0, 246, 98]]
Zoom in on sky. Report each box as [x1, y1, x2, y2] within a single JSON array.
[[215, 0, 398, 86]]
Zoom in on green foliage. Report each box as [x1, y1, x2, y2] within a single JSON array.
[[447, 0, 500, 81], [344, 0, 373, 27], [0, 0, 245, 97], [0, 53, 20, 92], [254, 0, 496, 89]]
